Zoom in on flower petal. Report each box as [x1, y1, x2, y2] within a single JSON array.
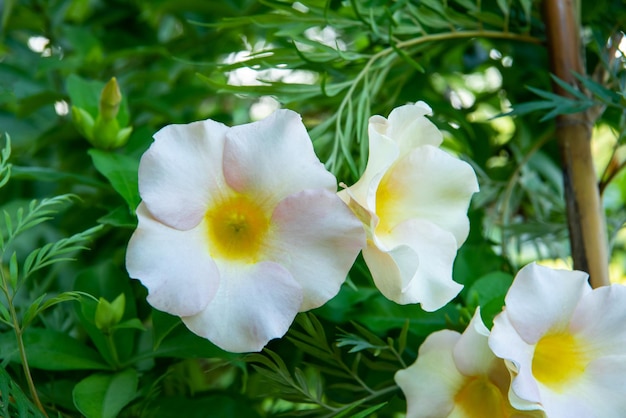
[[139, 119, 230, 230], [385, 102, 443, 154], [375, 145, 478, 246], [126, 203, 219, 317], [366, 219, 462, 309], [267, 189, 365, 311], [504, 263, 591, 344], [453, 308, 495, 376], [529, 354, 626, 418], [489, 310, 542, 408], [570, 284, 626, 357], [223, 109, 336, 205], [339, 122, 398, 210], [181, 261, 303, 353], [395, 330, 464, 418]]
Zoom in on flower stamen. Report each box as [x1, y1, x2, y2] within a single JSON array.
[[205, 195, 269, 262]]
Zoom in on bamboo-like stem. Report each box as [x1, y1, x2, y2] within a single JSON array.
[[542, 0, 610, 287]]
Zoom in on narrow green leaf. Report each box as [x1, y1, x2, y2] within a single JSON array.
[[73, 369, 138, 418]]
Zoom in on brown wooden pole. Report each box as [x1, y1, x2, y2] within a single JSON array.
[[542, 0, 610, 287]]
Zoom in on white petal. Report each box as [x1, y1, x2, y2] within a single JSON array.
[[182, 261, 303, 353], [342, 121, 398, 210], [453, 308, 496, 376], [570, 284, 626, 356], [489, 311, 542, 407], [223, 109, 336, 206], [267, 189, 365, 311], [528, 355, 626, 418], [369, 219, 462, 310], [395, 330, 464, 418], [139, 119, 230, 230], [362, 241, 418, 302], [375, 145, 478, 246], [385, 102, 444, 155], [126, 203, 218, 317], [504, 263, 591, 344]]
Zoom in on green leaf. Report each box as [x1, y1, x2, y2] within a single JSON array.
[[72, 369, 138, 418], [151, 308, 182, 350], [97, 205, 137, 228], [0, 328, 108, 370], [21, 291, 88, 329], [145, 394, 261, 418], [88, 149, 140, 211], [465, 272, 514, 327]]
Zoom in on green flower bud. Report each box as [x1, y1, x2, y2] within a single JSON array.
[[71, 105, 95, 141], [94, 293, 125, 331], [99, 77, 122, 121]]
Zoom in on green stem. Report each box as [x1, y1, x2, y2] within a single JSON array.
[[0, 269, 48, 417], [104, 330, 121, 369]]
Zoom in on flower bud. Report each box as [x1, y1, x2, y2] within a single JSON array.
[[99, 77, 122, 121], [94, 293, 125, 331]]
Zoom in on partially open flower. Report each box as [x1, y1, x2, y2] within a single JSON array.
[[338, 102, 478, 310], [395, 309, 543, 418], [126, 110, 365, 353], [489, 263, 626, 417]]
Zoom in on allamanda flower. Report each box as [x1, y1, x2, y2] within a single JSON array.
[[126, 110, 365, 353], [395, 309, 543, 418], [338, 102, 479, 310], [489, 263, 626, 417]]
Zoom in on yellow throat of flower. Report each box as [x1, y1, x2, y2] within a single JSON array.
[[454, 376, 509, 418], [205, 195, 270, 262], [532, 331, 589, 391]]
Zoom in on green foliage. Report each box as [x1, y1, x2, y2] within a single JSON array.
[[1, 0, 625, 416]]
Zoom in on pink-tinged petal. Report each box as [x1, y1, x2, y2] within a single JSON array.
[[139, 119, 230, 230], [375, 145, 478, 246], [378, 219, 462, 310], [504, 263, 591, 344], [489, 311, 542, 407], [126, 203, 218, 317], [395, 330, 464, 418], [453, 308, 495, 376], [182, 261, 303, 353], [223, 109, 336, 205], [267, 189, 365, 311], [385, 102, 444, 154], [570, 284, 626, 357]]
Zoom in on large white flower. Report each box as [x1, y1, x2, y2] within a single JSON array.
[[338, 102, 478, 310], [126, 110, 365, 353], [489, 263, 626, 417], [395, 309, 543, 418]]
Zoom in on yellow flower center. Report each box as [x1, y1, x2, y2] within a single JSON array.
[[375, 170, 401, 235], [205, 195, 270, 262], [532, 332, 588, 391], [454, 376, 508, 418]]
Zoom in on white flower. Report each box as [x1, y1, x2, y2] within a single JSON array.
[[338, 102, 479, 310], [126, 110, 365, 353], [395, 309, 542, 418], [489, 263, 626, 417]]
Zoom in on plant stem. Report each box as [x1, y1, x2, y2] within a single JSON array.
[[0, 269, 48, 417], [542, 0, 610, 287]]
